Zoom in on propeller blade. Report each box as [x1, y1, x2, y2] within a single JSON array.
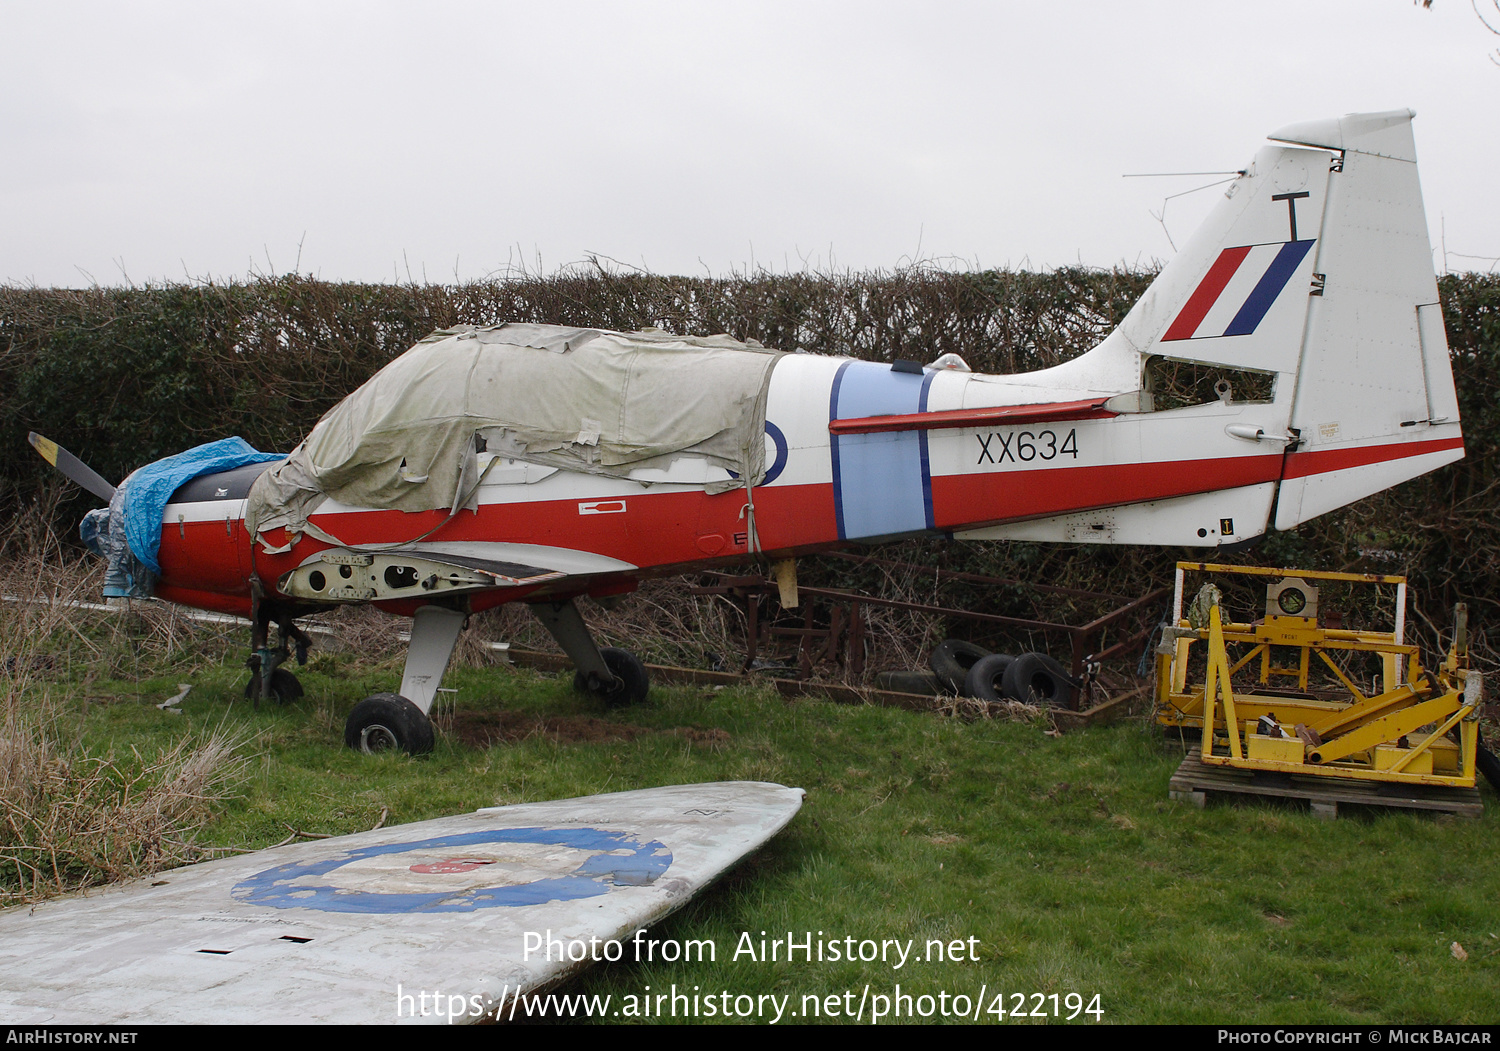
[[28, 432, 116, 502]]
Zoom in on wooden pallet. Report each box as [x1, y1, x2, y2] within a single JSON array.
[[1169, 748, 1483, 819]]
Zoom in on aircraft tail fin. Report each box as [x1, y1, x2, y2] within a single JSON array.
[[1098, 109, 1461, 531]]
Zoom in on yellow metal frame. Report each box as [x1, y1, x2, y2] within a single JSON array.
[[1157, 563, 1479, 790]]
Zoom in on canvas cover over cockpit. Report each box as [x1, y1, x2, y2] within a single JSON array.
[[246, 323, 783, 542]]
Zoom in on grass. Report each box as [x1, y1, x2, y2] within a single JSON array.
[[3, 559, 1498, 1024]]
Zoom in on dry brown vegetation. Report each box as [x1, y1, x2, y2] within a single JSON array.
[[0, 507, 250, 907]]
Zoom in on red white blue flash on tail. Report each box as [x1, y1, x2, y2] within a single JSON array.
[[1162, 239, 1316, 342]]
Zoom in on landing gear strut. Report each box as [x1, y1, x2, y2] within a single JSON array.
[[530, 599, 650, 707], [245, 599, 310, 708], [335, 598, 646, 757]]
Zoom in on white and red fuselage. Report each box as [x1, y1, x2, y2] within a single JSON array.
[[150, 109, 1465, 622], [154, 351, 1462, 621]]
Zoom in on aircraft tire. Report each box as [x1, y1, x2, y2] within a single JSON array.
[[244, 668, 304, 705], [344, 694, 435, 756], [1000, 652, 1073, 707], [575, 647, 650, 707], [962, 654, 1015, 701], [928, 639, 991, 694]]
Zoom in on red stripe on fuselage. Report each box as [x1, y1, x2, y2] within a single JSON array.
[[157, 440, 1457, 608], [275, 452, 1281, 579], [156, 521, 251, 595], [1282, 436, 1463, 479], [245, 481, 842, 587], [929, 452, 1283, 528]]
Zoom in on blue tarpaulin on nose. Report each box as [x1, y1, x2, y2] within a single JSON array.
[[120, 437, 283, 575]]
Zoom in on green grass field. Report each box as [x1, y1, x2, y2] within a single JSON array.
[[5, 597, 1497, 1026]]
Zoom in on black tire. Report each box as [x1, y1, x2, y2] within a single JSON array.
[[344, 694, 434, 756], [1001, 652, 1074, 707], [244, 668, 304, 704], [1478, 730, 1500, 793], [963, 653, 1016, 701], [928, 639, 992, 694], [874, 670, 944, 695], [573, 647, 650, 708]]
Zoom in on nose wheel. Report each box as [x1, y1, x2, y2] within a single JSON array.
[[244, 665, 304, 704], [244, 599, 311, 709]]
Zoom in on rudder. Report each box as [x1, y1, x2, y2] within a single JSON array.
[[1266, 110, 1463, 528]]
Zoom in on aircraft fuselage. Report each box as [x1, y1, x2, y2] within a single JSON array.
[[153, 352, 1460, 620]]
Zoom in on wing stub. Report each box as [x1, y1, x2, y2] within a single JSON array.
[[277, 548, 566, 603]]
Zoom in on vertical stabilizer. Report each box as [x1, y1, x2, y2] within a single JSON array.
[[1079, 110, 1461, 531], [965, 110, 1462, 548]]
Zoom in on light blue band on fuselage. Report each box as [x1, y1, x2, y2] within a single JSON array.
[[829, 362, 935, 540]]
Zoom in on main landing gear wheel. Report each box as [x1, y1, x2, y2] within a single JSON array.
[[574, 647, 650, 708], [344, 694, 435, 756], [244, 667, 304, 705]]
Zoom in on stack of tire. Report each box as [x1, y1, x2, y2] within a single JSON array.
[[928, 640, 1075, 706]]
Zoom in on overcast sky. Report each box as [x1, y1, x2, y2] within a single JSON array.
[[3, 2, 1496, 287]]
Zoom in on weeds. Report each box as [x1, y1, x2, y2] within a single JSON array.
[[0, 515, 250, 906], [0, 536, 1495, 1022], [0, 718, 248, 905]]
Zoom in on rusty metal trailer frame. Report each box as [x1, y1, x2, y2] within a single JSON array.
[[692, 552, 1169, 709]]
